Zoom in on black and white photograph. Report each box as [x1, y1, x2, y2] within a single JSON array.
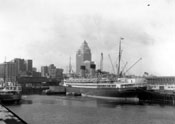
[[0, 0, 174, 124]]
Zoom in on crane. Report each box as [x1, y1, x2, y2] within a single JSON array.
[[69, 56, 72, 74], [120, 62, 128, 76], [100, 53, 103, 71], [108, 54, 115, 74], [117, 37, 124, 76], [125, 58, 142, 74]]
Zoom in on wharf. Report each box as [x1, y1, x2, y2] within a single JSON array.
[[0, 104, 27, 124]]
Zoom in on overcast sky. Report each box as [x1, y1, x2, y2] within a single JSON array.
[[0, 0, 174, 76]]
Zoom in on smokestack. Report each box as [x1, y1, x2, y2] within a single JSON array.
[[90, 64, 96, 77], [80, 65, 86, 77]]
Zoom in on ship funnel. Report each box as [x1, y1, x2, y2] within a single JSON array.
[[90, 64, 96, 77], [80, 65, 86, 77]]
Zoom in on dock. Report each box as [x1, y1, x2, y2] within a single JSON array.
[[0, 104, 27, 124]]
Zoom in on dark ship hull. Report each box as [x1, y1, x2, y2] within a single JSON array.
[[137, 89, 175, 104], [0, 93, 21, 103], [66, 86, 144, 99]]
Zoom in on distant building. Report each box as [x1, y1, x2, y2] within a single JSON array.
[[48, 64, 56, 78], [0, 58, 34, 80], [83, 61, 94, 73], [32, 67, 37, 72], [146, 76, 175, 91], [0, 63, 5, 79], [41, 64, 63, 80], [32, 71, 41, 77], [25, 60, 33, 73], [76, 40, 91, 74], [41, 66, 49, 77], [14, 58, 26, 74], [55, 68, 63, 79], [0, 62, 18, 82]]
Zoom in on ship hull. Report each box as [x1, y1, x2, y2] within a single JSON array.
[[137, 89, 175, 102], [65, 86, 141, 98], [0, 93, 22, 103]]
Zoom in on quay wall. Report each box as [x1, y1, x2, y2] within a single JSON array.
[[0, 104, 27, 124]]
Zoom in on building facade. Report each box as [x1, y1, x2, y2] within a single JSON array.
[[76, 40, 91, 74], [41, 66, 49, 77], [146, 76, 175, 91], [25, 60, 33, 73], [41, 64, 63, 80], [0, 58, 34, 81]]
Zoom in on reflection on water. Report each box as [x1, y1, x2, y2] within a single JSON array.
[[8, 95, 175, 124], [19, 95, 175, 107]]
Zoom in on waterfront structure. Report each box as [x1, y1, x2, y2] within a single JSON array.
[[146, 76, 175, 91], [0, 104, 27, 123], [32, 71, 41, 77], [137, 76, 175, 102], [76, 40, 92, 74]]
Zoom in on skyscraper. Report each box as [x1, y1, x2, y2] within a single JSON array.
[[25, 60, 33, 73], [76, 40, 91, 74]]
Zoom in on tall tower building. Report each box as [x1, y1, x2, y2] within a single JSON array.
[[25, 60, 33, 73], [76, 40, 91, 74]]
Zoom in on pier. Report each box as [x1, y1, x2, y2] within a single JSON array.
[[0, 104, 27, 124]]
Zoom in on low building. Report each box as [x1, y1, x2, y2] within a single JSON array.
[[146, 76, 175, 91], [41, 64, 63, 80]]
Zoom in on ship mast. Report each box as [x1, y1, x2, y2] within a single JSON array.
[[117, 37, 124, 77], [3, 57, 6, 83], [69, 56, 72, 74]]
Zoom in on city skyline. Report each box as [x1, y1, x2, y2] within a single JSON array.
[[0, 0, 174, 76]]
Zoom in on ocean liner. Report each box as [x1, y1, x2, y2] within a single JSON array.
[[63, 77, 146, 99], [63, 38, 146, 99]]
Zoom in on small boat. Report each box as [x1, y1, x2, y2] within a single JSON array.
[[42, 86, 66, 95], [0, 83, 22, 104]]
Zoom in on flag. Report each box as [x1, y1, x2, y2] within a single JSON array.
[[144, 72, 149, 75], [120, 37, 124, 40]]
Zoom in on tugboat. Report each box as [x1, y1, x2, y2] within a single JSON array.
[[0, 60, 22, 104], [0, 82, 22, 104]]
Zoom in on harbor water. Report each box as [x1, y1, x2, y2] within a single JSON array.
[[8, 95, 175, 124]]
